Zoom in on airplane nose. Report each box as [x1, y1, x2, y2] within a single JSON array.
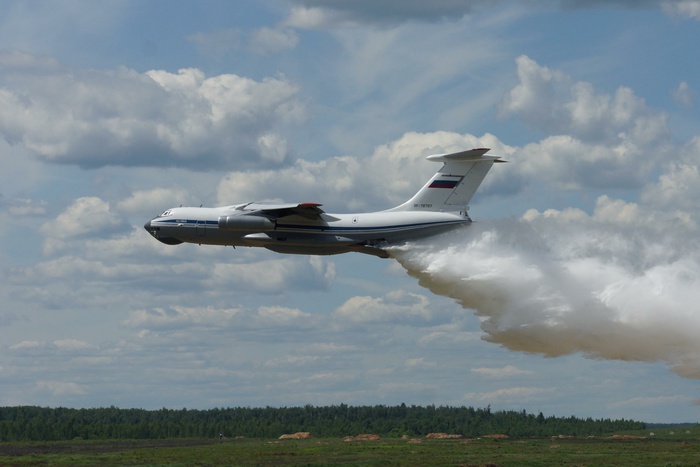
[[144, 218, 183, 245]]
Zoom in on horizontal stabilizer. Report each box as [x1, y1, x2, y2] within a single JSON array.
[[426, 148, 496, 162]]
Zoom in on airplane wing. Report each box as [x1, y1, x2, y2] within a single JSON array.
[[244, 202, 325, 220]]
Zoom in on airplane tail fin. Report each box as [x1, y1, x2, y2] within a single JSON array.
[[389, 148, 503, 213]]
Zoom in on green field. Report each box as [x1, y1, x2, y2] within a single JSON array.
[[1, 434, 699, 466]]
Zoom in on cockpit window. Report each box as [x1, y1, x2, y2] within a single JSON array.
[[160, 210, 173, 217]]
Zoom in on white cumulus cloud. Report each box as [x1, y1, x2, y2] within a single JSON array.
[[501, 55, 669, 146], [0, 52, 307, 169]]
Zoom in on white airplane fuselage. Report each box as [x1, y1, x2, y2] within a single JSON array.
[[144, 148, 502, 258], [145, 205, 471, 258]]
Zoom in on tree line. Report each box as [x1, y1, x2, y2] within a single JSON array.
[[0, 404, 645, 441]]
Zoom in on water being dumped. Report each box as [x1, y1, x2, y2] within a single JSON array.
[[392, 212, 700, 378]]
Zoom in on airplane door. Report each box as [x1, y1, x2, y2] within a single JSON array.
[[196, 220, 206, 237]]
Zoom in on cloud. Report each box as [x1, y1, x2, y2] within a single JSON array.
[[124, 304, 315, 335], [501, 56, 669, 145], [516, 135, 660, 190], [258, 305, 313, 325], [285, 0, 489, 28], [40, 197, 126, 240], [14, 242, 335, 314], [301, 342, 358, 353], [405, 357, 436, 369], [662, 0, 700, 20], [206, 256, 336, 293], [36, 380, 86, 397], [123, 306, 243, 331], [641, 136, 700, 212], [417, 328, 480, 348], [3, 197, 47, 216], [610, 394, 690, 408], [53, 339, 93, 352], [263, 355, 323, 368], [9, 340, 42, 353], [0, 53, 307, 169], [282, 0, 695, 32], [673, 81, 695, 108], [0, 48, 60, 71], [18, 254, 149, 284], [500, 56, 671, 190], [333, 290, 435, 324], [39, 197, 130, 254], [10, 339, 94, 356], [285, 0, 683, 29], [471, 365, 534, 378], [249, 27, 299, 54], [217, 156, 365, 208], [560, 0, 662, 9]]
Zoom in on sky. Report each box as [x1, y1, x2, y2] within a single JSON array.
[[1, 0, 700, 424]]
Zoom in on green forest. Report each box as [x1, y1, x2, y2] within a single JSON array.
[[0, 405, 646, 442]]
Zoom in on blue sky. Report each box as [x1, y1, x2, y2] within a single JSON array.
[[1, 0, 700, 424]]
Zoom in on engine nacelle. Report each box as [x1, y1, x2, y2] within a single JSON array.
[[218, 215, 275, 231]]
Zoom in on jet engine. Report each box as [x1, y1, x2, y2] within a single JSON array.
[[218, 215, 275, 231]]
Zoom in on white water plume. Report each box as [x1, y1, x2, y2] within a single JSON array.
[[392, 207, 700, 378]]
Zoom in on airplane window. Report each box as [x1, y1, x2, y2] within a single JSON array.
[[160, 210, 173, 217]]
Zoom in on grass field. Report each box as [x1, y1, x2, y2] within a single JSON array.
[[1, 434, 699, 466]]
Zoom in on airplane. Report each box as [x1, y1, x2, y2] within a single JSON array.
[[144, 148, 503, 258]]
